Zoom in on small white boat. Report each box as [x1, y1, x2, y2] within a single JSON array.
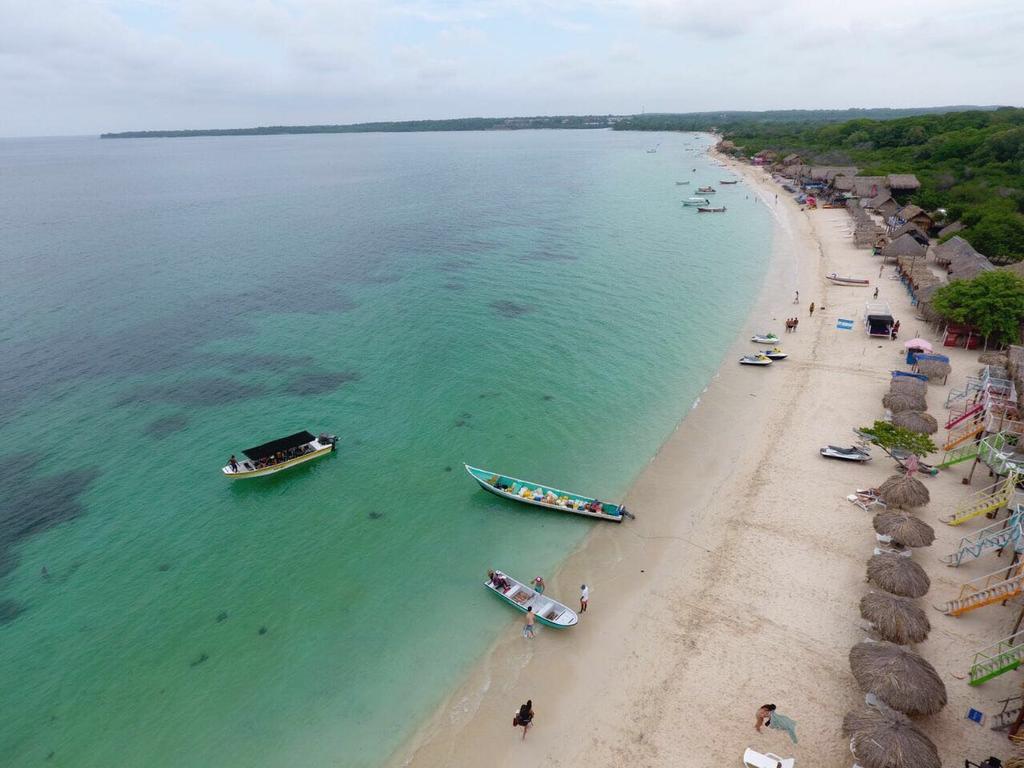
[[719, 180, 739, 185], [485, 571, 579, 628], [683, 197, 710, 206], [675, 181, 690, 185], [826, 272, 870, 286], [750, 333, 780, 344], [760, 348, 788, 360], [740, 354, 772, 366], [222, 430, 338, 479], [696, 186, 716, 194], [465, 464, 627, 522], [697, 206, 727, 213]]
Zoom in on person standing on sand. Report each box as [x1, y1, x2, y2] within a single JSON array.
[[756, 704, 798, 744], [523, 607, 536, 638], [513, 700, 534, 739], [580, 584, 589, 613], [793, 290, 799, 304], [873, 287, 879, 299], [808, 302, 815, 317]]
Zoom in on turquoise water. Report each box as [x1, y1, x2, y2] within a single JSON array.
[[0, 130, 771, 766]]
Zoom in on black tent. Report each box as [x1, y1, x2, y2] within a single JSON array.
[[243, 431, 316, 460]]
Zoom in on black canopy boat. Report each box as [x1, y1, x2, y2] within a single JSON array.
[[223, 430, 338, 478]]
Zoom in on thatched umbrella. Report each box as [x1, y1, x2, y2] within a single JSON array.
[[915, 360, 951, 383], [873, 512, 935, 547], [867, 554, 930, 598], [892, 410, 938, 435], [849, 641, 947, 715], [882, 392, 927, 413], [843, 706, 940, 768], [860, 591, 931, 644], [977, 351, 1006, 367], [889, 379, 927, 397], [878, 474, 930, 509]]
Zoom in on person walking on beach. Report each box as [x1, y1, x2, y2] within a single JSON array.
[[808, 302, 815, 317], [513, 700, 534, 740], [579, 584, 589, 613], [523, 607, 536, 638], [793, 290, 799, 304], [532, 576, 545, 595], [756, 704, 798, 744], [873, 286, 879, 299]]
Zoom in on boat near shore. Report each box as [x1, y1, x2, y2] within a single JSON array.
[[719, 180, 738, 184], [465, 464, 628, 522], [222, 430, 338, 478], [826, 272, 870, 286], [484, 571, 578, 628], [696, 186, 716, 194], [697, 206, 727, 213], [683, 197, 710, 206]]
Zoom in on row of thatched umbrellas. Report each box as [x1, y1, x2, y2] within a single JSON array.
[[840, 379, 947, 767]]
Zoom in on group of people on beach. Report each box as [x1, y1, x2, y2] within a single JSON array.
[[784, 317, 800, 333]]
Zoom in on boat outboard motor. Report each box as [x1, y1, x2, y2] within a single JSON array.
[[318, 433, 338, 449]]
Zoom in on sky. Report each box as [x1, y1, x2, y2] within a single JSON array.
[[1, 0, 1022, 136]]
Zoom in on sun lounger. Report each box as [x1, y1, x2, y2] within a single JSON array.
[[847, 490, 885, 511], [874, 544, 912, 558], [743, 747, 795, 768], [891, 370, 928, 382]]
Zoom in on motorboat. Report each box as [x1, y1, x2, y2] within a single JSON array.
[[683, 197, 710, 206], [750, 333, 780, 344], [697, 206, 727, 213], [484, 571, 578, 628], [719, 180, 739, 184], [675, 181, 690, 185], [465, 464, 629, 522], [827, 273, 870, 286], [696, 186, 716, 194], [223, 430, 338, 478], [740, 354, 772, 366], [820, 445, 872, 462]]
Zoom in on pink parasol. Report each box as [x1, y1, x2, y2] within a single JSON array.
[[903, 338, 932, 352]]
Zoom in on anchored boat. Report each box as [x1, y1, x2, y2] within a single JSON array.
[[826, 272, 870, 286], [485, 571, 578, 628], [683, 197, 710, 206], [697, 206, 727, 213], [719, 179, 738, 184], [465, 464, 628, 522], [223, 430, 338, 478], [696, 186, 717, 194]]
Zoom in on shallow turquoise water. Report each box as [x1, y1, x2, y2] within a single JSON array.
[[0, 130, 772, 766]]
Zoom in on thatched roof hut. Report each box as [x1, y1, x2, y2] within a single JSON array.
[[892, 410, 938, 434], [896, 205, 934, 231], [889, 378, 927, 396], [890, 222, 929, 246], [843, 706, 940, 768], [915, 360, 951, 383], [851, 176, 888, 197], [878, 474, 930, 508], [937, 221, 964, 239], [859, 592, 931, 645], [873, 511, 935, 547], [881, 234, 926, 261], [867, 554, 930, 598], [949, 248, 996, 282], [887, 174, 921, 192], [931, 235, 981, 267], [882, 391, 927, 413], [849, 641, 947, 716]]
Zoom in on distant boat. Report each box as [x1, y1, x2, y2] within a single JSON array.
[[222, 430, 338, 479], [675, 181, 690, 185], [719, 180, 739, 185], [484, 572, 578, 628], [827, 273, 870, 286], [465, 464, 628, 522], [683, 197, 710, 206], [697, 206, 727, 213], [646, 143, 661, 154], [696, 186, 716, 194]]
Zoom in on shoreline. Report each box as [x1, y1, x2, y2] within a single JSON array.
[[392, 143, 1012, 767]]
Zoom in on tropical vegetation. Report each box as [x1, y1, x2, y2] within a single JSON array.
[[929, 269, 1024, 344]]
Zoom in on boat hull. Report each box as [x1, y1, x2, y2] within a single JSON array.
[[466, 465, 624, 522], [751, 336, 780, 344], [827, 274, 870, 286], [484, 576, 578, 628], [223, 440, 335, 479]]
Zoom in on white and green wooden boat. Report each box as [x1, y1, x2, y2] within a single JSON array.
[[465, 464, 628, 522], [485, 571, 578, 628]]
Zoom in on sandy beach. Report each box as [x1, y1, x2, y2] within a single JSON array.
[[393, 146, 1016, 767]]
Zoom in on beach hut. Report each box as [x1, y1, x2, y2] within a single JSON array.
[[882, 391, 927, 413], [881, 233, 926, 263], [867, 554, 930, 598], [889, 222, 929, 246], [948, 247, 996, 282], [878, 474, 930, 509], [914, 359, 952, 384], [782, 153, 802, 166], [842, 706, 940, 768], [851, 176, 888, 198], [873, 511, 935, 547], [895, 205, 934, 232], [937, 221, 964, 239], [892, 410, 939, 434], [848, 641, 947, 716], [887, 174, 922, 193], [859, 592, 931, 645], [865, 193, 900, 220], [890, 378, 927, 397]]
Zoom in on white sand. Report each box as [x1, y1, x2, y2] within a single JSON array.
[[392, 150, 1017, 767]]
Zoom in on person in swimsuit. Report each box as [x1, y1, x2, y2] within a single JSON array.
[[514, 700, 534, 739], [756, 704, 798, 743], [532, 576, 545, 594], [523, 607, 535, 638], [579, 584, 589, 613]]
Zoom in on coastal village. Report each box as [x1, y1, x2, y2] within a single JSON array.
[[710, 140, 1024, 768]]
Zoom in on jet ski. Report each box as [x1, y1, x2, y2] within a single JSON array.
[[740, 354, 773, 366], [751, 333, 780, 344], [761, 348, 788, 360], [820, 445, 872, 461]]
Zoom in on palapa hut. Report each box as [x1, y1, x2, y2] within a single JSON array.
[[842, 706, 940, 768], [851, 176, 888, 198], [948, 247, 995, 282], [882, 391, 927, 413], [887, 174, 921, 194], [914, 359, 951, 384], [895, 205, 934, 232], [889, 222, 929, 246], [873, 511, 935, 547], [892, 410, 938, 434], [881, 233, 926, 263], [859, 592, 931, 645], [889, 378, 927, 396], [931, 235, 982, 268], [867, 554, 930, 598], [848, 641, 947, 716], [878, 474, 930, 509]]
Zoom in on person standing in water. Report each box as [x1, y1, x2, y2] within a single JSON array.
[[756, 704, 798, 743], [523, 607, 535, 638], [579, 584, 589, 613], [514, 700, 534, 739], [532, 576, 545, 595]]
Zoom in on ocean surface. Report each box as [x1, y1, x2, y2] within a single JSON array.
[[0, 130, 772, 767]]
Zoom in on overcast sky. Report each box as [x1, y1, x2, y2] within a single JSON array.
[[2, 0, 1022, 137]]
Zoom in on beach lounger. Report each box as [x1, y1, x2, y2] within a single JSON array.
[[743, 747, 795, 768], [891, 370, 929, 382], [847, 489, 885, 511], [874, 544, 912, 558]]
